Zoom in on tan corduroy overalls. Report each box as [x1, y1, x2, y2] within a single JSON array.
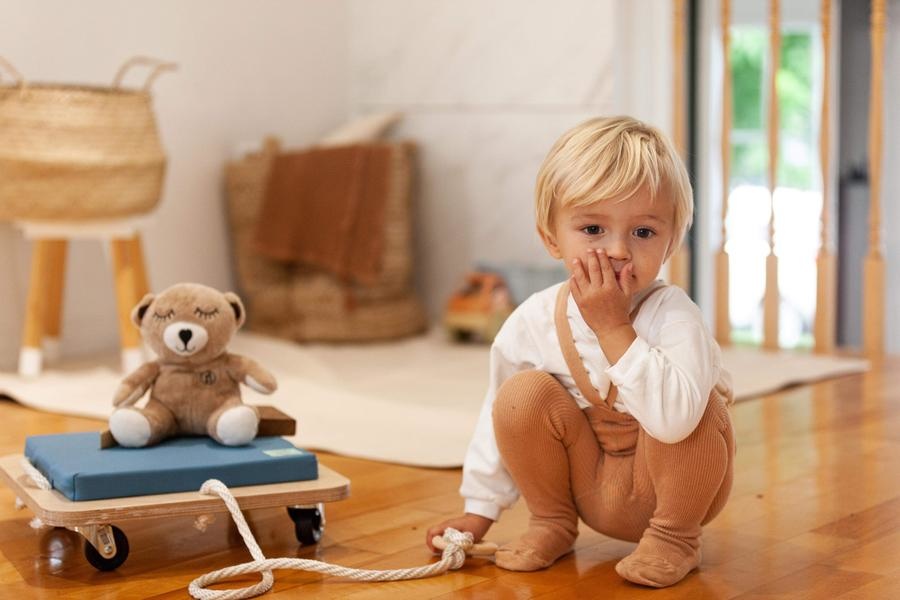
[[491, 282, 735, 573]]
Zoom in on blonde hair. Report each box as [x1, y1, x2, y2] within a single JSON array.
[[535, 116, 693, 258]]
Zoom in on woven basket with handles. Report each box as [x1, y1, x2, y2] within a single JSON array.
[[225, 138, 427, 342], [0, 56, 175, 221]]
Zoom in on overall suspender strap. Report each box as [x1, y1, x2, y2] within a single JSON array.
[[553, 281, 668, 409], [554, 283, 607, 406]]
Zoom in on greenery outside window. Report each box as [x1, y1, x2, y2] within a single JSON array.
[[726, 25, 821, 349]]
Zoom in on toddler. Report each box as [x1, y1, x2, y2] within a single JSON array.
[[426, 116, 735, 588]]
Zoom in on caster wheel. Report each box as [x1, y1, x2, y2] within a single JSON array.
[[287, 506, 323, 545], [83, 526, 129, 571]]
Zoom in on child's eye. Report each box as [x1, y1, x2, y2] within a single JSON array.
[[153, 309, 175, 321], [581, 225, 602, 235], [194, 307, 220, 320], [634, 227, 655, 239]]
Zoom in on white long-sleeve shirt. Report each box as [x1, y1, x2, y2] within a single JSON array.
[[460, 281, 733, 521]]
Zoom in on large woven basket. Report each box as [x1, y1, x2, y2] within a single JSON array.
[[0, 56, 175, 221], [225, 138, 427, 342]]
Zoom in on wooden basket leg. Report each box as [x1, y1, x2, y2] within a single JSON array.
[[42, 239, 68, 364], [128, 235, 151, 364], [110, 238, 145, 374], [19, 240, 53, 377], [129, 235, 150, 299]]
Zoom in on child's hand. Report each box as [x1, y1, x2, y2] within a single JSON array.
[[570, 249, 634, 338], [425, 513, 493, 553]]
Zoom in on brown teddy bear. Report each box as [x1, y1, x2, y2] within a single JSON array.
[[109, 283, 278, 447]]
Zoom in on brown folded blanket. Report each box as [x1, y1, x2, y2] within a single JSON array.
[[254, 143, 392, 284]]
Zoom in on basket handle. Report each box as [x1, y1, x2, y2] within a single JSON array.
[[0, 56, 25, 87], [112, 56, 177, 92]]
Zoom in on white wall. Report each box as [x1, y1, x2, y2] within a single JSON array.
[[0, 0, 348, 369], [346, 0, 675, 317]]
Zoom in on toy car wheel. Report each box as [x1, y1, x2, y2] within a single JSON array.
[[287, 506, 323, 545], [449, 328, 473, 343], [83, 525, 129, 571]]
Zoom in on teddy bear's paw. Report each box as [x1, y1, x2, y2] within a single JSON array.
[[245, 375, 275, 394], [109, 408, 152, 447], [215, 406, 259, 446]]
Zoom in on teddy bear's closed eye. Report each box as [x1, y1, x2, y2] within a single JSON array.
[[153, 309, 175, 321], [194, 307, 219, 320]]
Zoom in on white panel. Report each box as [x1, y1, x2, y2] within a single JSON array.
[[350, 0, 616, 107]]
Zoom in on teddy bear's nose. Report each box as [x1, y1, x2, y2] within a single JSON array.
[[179, 329, 193, 345]]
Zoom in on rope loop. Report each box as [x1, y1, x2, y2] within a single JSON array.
[[189, 478, 485, 599]]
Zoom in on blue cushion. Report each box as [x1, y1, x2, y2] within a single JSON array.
[[25, 433, 318, 501]]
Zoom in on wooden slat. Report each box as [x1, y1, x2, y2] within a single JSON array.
[[715, 0, 732, 346], [763, 0, 781, 350], [814, 0, 837, 354], [99, 406, 298, 448], [668, 0, 691, 293], [864, 0, 886, 359]]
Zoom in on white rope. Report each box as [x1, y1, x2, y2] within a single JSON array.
[[19, 457, 51, 529], [20, 457, 51, 490], [189, 479, 485, 600]]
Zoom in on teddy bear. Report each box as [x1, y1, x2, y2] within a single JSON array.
[[108, 283, 278, 447]]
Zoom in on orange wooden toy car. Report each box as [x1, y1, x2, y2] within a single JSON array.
[[444, 272, 515, 342]]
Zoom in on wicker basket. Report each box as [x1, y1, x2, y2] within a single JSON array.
[[225, 138, 427, 343], [0, 56, 175, 221]]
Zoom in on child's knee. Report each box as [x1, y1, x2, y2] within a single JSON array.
[[493, 370, 580, 439], [494, 371, 563, 418]]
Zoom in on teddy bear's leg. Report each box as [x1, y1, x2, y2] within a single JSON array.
[[110, 400, 177, 447], [207, 400, 259, 446]]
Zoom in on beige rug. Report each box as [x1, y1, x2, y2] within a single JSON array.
[[0, 331, 869, 467]]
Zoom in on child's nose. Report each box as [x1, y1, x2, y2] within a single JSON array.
[[605, 237, 630, 261]]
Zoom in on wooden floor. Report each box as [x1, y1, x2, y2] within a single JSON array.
[[1, 358, 899, 599]]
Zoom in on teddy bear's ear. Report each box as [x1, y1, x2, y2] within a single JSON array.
[[224, 292, 246, 329], [131, 293, 156, 327]]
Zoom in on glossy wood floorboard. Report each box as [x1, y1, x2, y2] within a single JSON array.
[[1, 358, 898, 598]]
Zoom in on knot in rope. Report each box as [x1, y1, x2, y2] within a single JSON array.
[[189, 478, 489, 599], [438, 528, 473, 570]]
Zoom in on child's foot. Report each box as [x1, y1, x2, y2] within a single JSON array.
[[494, 522, 575, 572], [614, 530, 701, 588]]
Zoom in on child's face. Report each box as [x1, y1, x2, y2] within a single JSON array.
[[540, 187, 674, 295]]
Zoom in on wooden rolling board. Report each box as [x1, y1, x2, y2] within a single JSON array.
[[0, 453, 349, 528]]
